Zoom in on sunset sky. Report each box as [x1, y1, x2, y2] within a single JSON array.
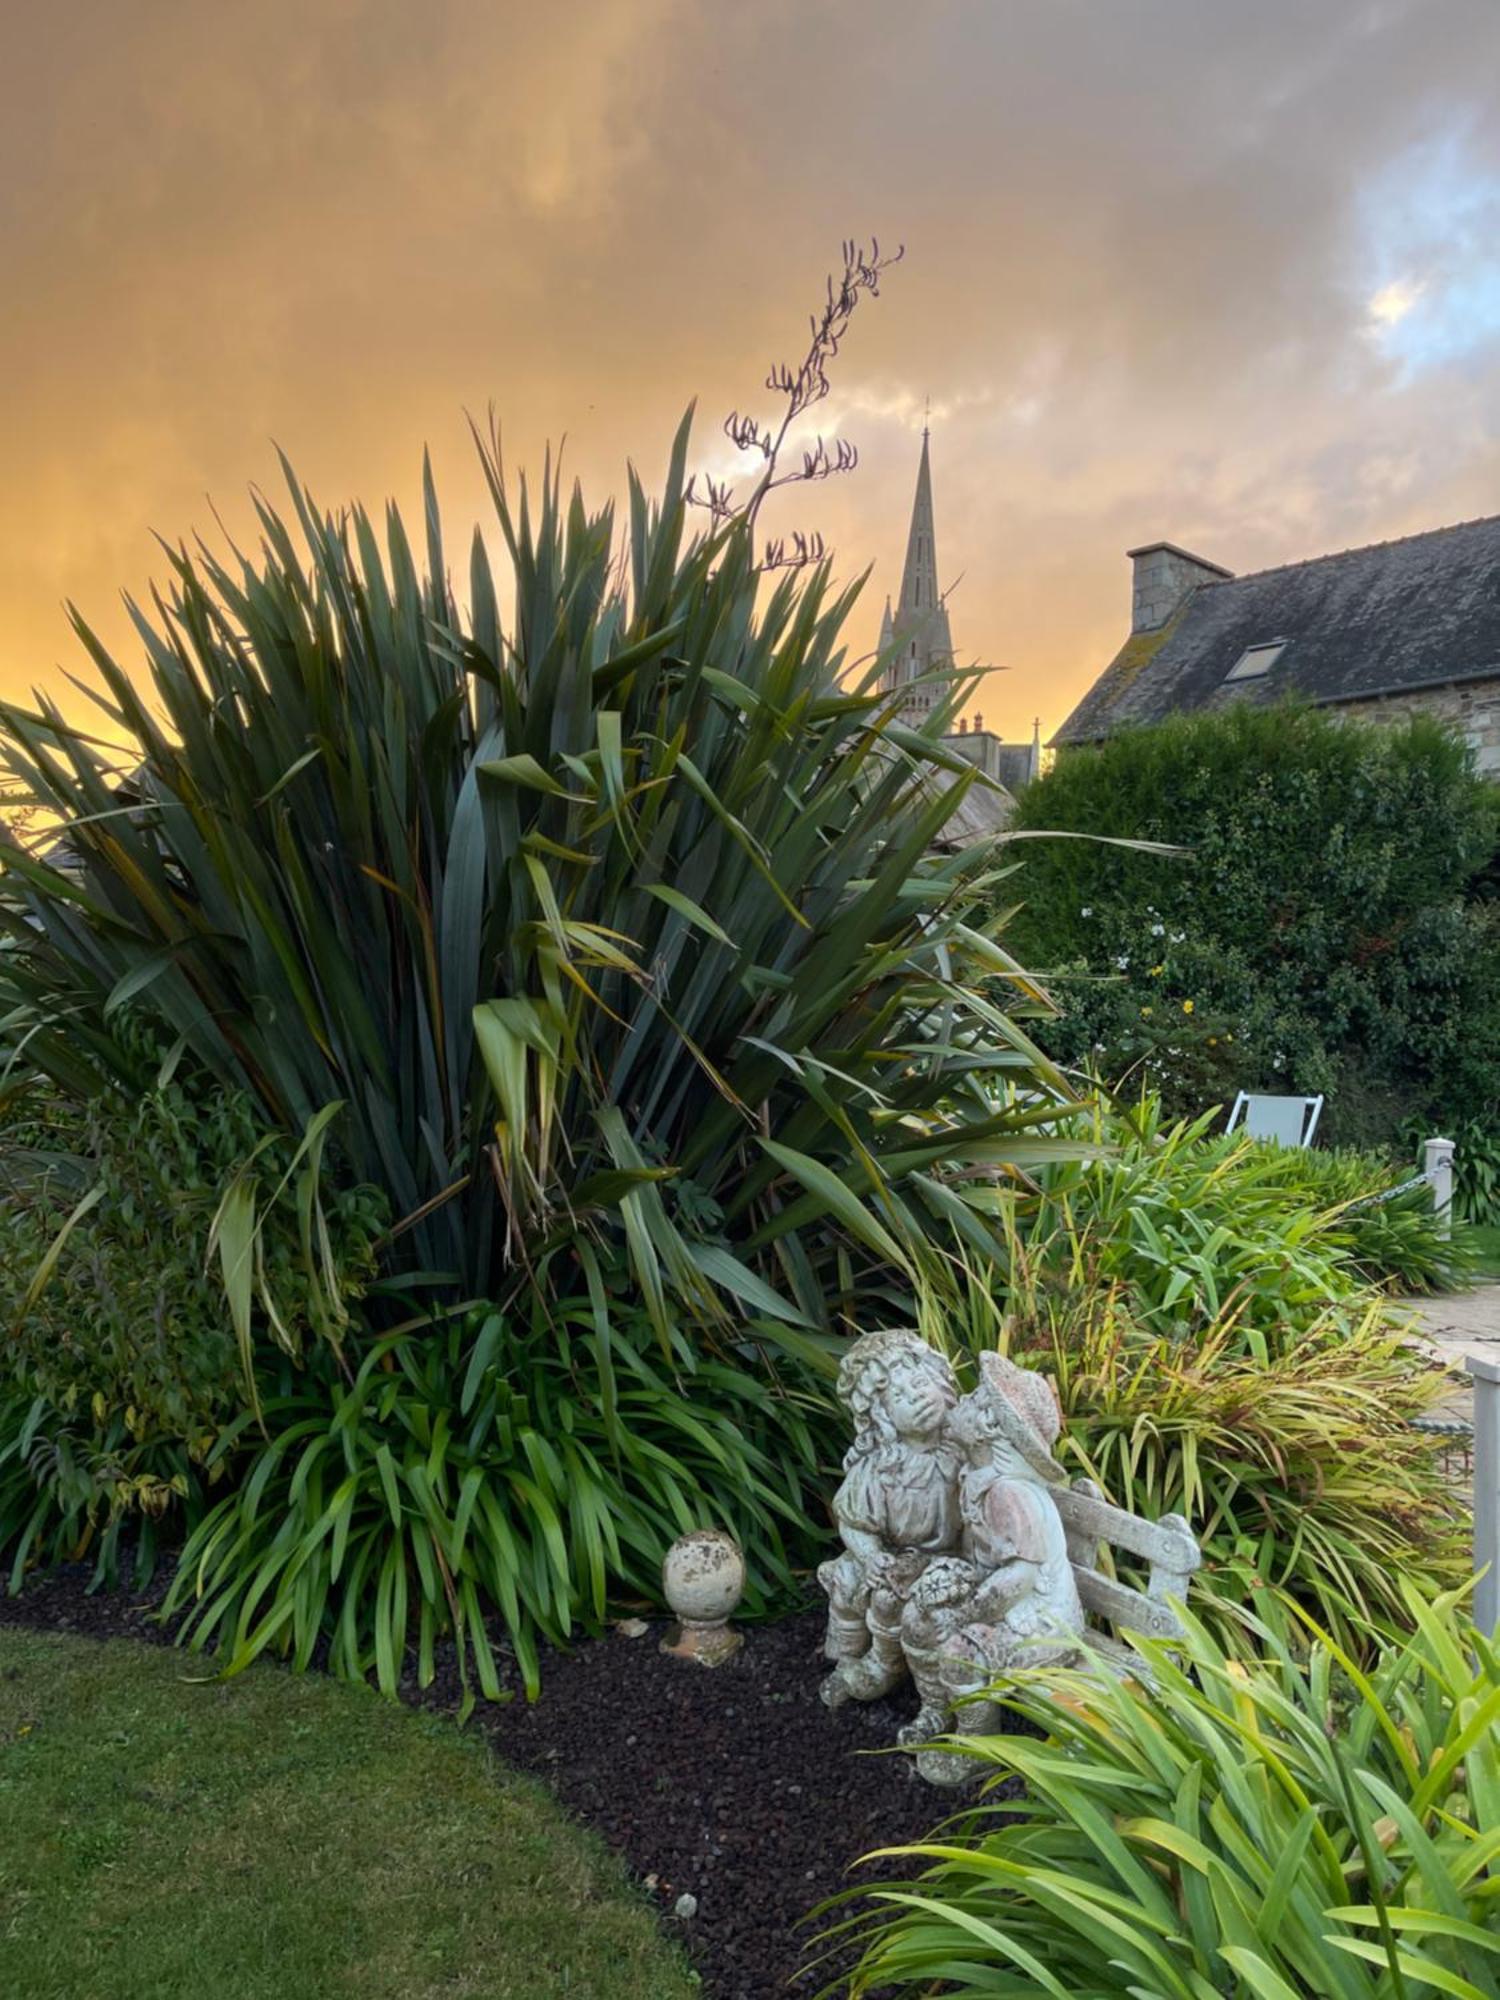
[[6, 0, 1500, 743]]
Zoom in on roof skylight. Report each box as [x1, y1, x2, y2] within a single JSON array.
[[1225, 640, 1287, 682]]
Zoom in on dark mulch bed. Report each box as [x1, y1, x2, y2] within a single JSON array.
[[447, 1608, 1022, 1997], [0, 1570, 1019, 1997]]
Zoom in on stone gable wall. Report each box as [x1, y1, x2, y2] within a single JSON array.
[[1335, 679, 1500, 778]]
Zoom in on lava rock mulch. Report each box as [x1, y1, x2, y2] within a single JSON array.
[[0, 1574, 1019, 1997], [441, 1607, 1021, 1998]]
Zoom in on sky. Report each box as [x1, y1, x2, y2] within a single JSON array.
[[6, 0, 1500, 744]]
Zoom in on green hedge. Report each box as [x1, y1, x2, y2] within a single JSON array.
[[1008, 703, 1500, 1184]]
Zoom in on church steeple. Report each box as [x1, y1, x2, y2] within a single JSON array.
[[881, 424, 955, 724], [897, 426, 940, 618]]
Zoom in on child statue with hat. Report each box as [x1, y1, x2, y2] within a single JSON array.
[[898, 1349, 1086, 1781]]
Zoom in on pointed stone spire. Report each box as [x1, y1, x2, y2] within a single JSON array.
[[1029, 717, 1042, 781], [881, 424, 955, 719], [878, 594, 894, 656], [897, 428, 940, 620]]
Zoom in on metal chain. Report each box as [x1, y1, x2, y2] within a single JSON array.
[[1341, 1172, 1432, 1215]]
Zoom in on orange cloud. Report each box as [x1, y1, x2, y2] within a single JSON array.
[[5, 0, 1500, 750]]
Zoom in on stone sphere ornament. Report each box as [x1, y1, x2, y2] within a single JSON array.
[[660, 1528, 746, 1667]]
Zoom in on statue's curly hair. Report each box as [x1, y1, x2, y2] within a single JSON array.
[[836, 1327, 957, 1457]]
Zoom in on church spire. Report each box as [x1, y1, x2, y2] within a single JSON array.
[[897, 427, 940, 619], [878, 424, 956, 726]]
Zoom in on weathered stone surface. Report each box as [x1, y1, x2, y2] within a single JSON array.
[[1338, 682, 1500, 776], [661, 1528, 746, 1667], [817, 1328, 962, 1707]]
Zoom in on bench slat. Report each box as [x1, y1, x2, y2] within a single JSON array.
[[1053, 1484, 1201, 1577], [1073, 1566, 1184, 1639]]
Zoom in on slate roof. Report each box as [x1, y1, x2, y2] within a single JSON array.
[[1054, 512, 1500, 745], [934, 773, 1017, 848]]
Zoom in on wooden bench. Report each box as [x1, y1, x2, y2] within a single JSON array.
[[1054, 1476, 1202, 1662]]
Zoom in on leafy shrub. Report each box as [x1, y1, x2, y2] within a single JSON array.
[[0, 411, 1085, 1675], [0, 415, 1074, 1364], [998, 1100, 1466, 1342], [928, 1107, 1468, 1653], [1007, 702, 1500, 1164], [1015, 1292, 1465, 1652], [164, 1304, 829, 1701], [0, 1067, 386, 1584], [832, 1590, 1500, 1998], [1, 1068, 385, 1437], [1248, 1137, 1473, 1293], [0, 1388, 202, 1590]]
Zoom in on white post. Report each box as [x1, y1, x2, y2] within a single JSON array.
[[1424, 1136, 1455, 1240], [1469, 1353, 1500, 1639]]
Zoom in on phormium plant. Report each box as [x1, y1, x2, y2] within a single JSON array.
[[0, 267, 1084, 1679]]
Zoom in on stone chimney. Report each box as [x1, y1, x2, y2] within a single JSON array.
[[1127, 541, 1232, 633]]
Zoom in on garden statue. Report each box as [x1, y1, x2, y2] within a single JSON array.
[[818, 1329, 1202, 1785], [818, 1328, 963, 1706]]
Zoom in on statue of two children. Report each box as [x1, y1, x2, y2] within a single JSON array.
[[818, 1328, 1086, 1785]]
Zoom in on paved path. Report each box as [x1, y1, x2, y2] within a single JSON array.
[[1395, 1284, 1500, 1424]]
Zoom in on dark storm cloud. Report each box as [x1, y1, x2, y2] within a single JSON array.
[[4, 0, 1500, 734]]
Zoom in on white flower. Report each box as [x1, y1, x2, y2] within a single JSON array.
[[1080, 906, 1093, 918], [1114, 955, 1130, 970], [1149, 923, 1165, 938]]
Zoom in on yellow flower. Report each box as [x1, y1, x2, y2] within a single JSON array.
[[1207, 1036, 1218, 1047], [1182, 999, 1195, 1015], [1147, 964, 1164, 978], [1139, 1006, 1153, 1019]]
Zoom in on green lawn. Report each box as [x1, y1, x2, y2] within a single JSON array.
[[0, 1627, 694, 2000], [1469, 1224, 1500, 1280]]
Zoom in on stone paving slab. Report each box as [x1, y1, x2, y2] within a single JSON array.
[[1394, 1284, 1500, 1425]]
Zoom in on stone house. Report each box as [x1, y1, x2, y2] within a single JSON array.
[[1053, 515, 1500, 774]]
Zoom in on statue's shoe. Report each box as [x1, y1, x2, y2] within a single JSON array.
[[914, 1744, 979, 1788], [819, 1669, 852, 1710], [896, 1704, 949, 1748], [820, 1653, 905, 1707]]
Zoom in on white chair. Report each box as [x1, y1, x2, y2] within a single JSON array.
[[1224, 1091, 1324, 1148]]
